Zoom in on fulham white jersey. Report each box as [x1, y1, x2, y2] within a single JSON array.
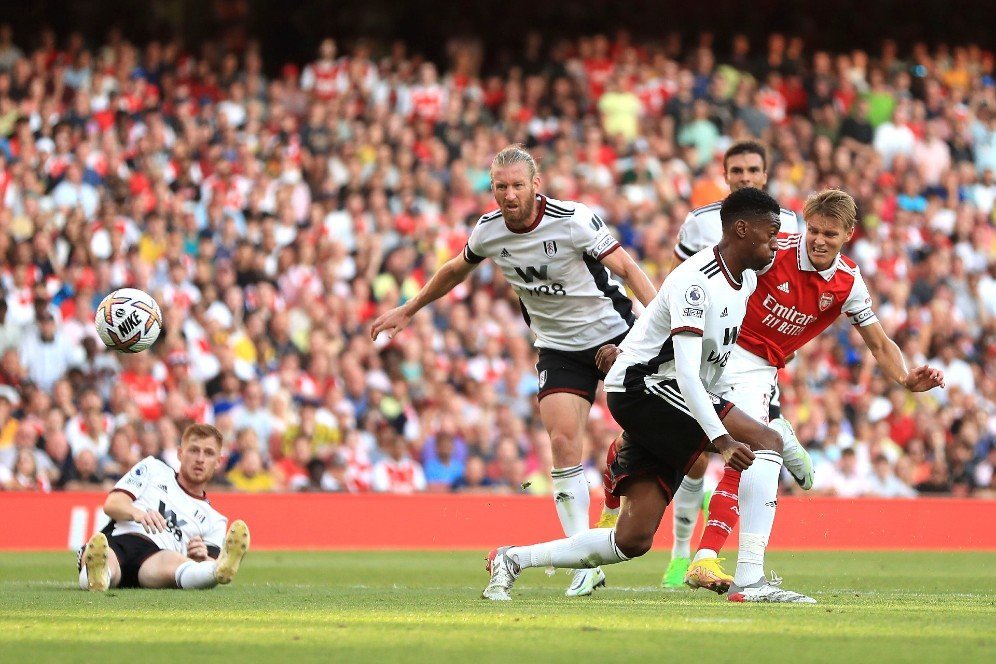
[[605, 246, 757, 394], [675, 201, 801, 261], [464, 195, 634, 351], [111, 456, 228, 556]]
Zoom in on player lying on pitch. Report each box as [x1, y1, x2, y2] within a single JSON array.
[[77, 423, 250, 592], [482, 188, 783, 600]]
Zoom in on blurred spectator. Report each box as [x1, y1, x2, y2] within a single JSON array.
[[0, 27, 990, 498], [371, 427, 426, 493], [865, 454, 918, 498], [0, 448, 50, 491], [227, 448, 276, 492]]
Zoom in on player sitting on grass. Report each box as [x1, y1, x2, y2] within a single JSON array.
[[77, 423, 250, 592]]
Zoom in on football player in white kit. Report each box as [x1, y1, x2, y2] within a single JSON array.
[[615, 140, 808, 589], [77, 424, 250, 592], [481, 188, 783, 601], [371, 144, 656, 596]]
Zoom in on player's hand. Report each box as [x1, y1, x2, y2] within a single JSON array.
[[134, 508, 168, 534], [712, 434, 755, 471], [186, 536, 209, 561], [903, 365, 945, 392], [370, 306, 412, 341], [595, 344, 622, 374]]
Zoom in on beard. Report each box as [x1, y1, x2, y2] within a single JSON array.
[[501, 194, 535, 226]]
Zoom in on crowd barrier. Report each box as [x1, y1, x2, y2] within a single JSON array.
[[1, 492, 993, 551]]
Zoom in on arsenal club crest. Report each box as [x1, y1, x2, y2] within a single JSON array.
[[543, 240, 558, 257], [819, 292, 835, 311]]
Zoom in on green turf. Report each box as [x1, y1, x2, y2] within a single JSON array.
[[1, 550, 994, 663]]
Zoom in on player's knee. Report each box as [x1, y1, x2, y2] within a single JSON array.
[[548, 431, 580, 460], [756, 425, 783, 454], [615, 531, 653, 559]]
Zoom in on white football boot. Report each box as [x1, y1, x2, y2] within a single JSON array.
[[565, 567, 607, 597], [771, 417, 814, 490], [482, 547, 521, 601], [728, 571, 816, 603]]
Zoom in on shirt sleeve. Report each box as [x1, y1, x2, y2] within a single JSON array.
[[843, 269, 878, 327], [570, 203, 620, 260], [204, 513, 228, 550], [673, 334, 729, 441], [665, 272, 710, 336], [112, 457, 153, 500], [463, 219, 488, 264], [674, 212, 704, 261]]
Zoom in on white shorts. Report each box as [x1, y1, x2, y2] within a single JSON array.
[[713, 346, 777, 423]]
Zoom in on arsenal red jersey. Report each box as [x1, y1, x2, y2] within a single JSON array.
[[737, 233, 878, 368]]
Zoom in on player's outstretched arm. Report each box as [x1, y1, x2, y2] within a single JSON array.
[[672, 333, 754, 471], [370, 254, 478, 340], [600, 247, 657, 306], [103, 491, 168, 534], [857, 322, 945, 392]]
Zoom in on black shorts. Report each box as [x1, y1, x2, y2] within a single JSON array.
[[108, 534, 162, 588], [536, 331, 629, 403], [604, 383, 734, 501]]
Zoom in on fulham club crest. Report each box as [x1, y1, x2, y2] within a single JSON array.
[[543, 240, 558, 257], [819, 292, 835, 311]]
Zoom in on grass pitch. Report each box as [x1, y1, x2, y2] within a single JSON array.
[[1, 550, 994, 663]]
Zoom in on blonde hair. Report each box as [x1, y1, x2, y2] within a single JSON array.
[[490, 144, 538, 180], [182, 423, 224, 449], [803, 189, 858, 231]]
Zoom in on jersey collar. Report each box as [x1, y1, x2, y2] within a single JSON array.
[[176, 473, 209, 501], [796, 234, 839, 281], [713, 246, 743, 290], [506, 195, 546, 234]]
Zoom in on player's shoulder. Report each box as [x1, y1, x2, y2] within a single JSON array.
[[542, 195, 580, 219], [835, 252, 860, 275], [779, 208, 802, 231], [690, 201, 723, 219], [669, 247, 715, 284], [475, 208, 503, 226], [132, 456, 169, 473]]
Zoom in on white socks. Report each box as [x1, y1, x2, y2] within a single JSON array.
[[551, 465, 591, 537], [671, 475, 704, 558], [734, 450, 783, 586], [175, 560, 219, 590], [508, 528, 629, 569], [78, 566, 110, 591]]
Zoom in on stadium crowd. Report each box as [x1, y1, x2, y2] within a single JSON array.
[[0, 25, 993, 497]]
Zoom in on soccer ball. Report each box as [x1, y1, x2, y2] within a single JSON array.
[[94, 288, 163, 353]]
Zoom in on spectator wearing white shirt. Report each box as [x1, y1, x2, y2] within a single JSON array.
[[49, 163, 100, 220], [18, 311, 82, 392], [828, 448, 867, 498], [865, 454, 918, 498], [929, 336, 976, 405]]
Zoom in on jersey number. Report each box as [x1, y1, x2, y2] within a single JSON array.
[[159, 500, 188, 543]]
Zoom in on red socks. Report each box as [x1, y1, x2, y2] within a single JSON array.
[[697, 466, 742, 553]]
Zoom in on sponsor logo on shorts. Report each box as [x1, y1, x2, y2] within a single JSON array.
[[539, 370, 547, 388]]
